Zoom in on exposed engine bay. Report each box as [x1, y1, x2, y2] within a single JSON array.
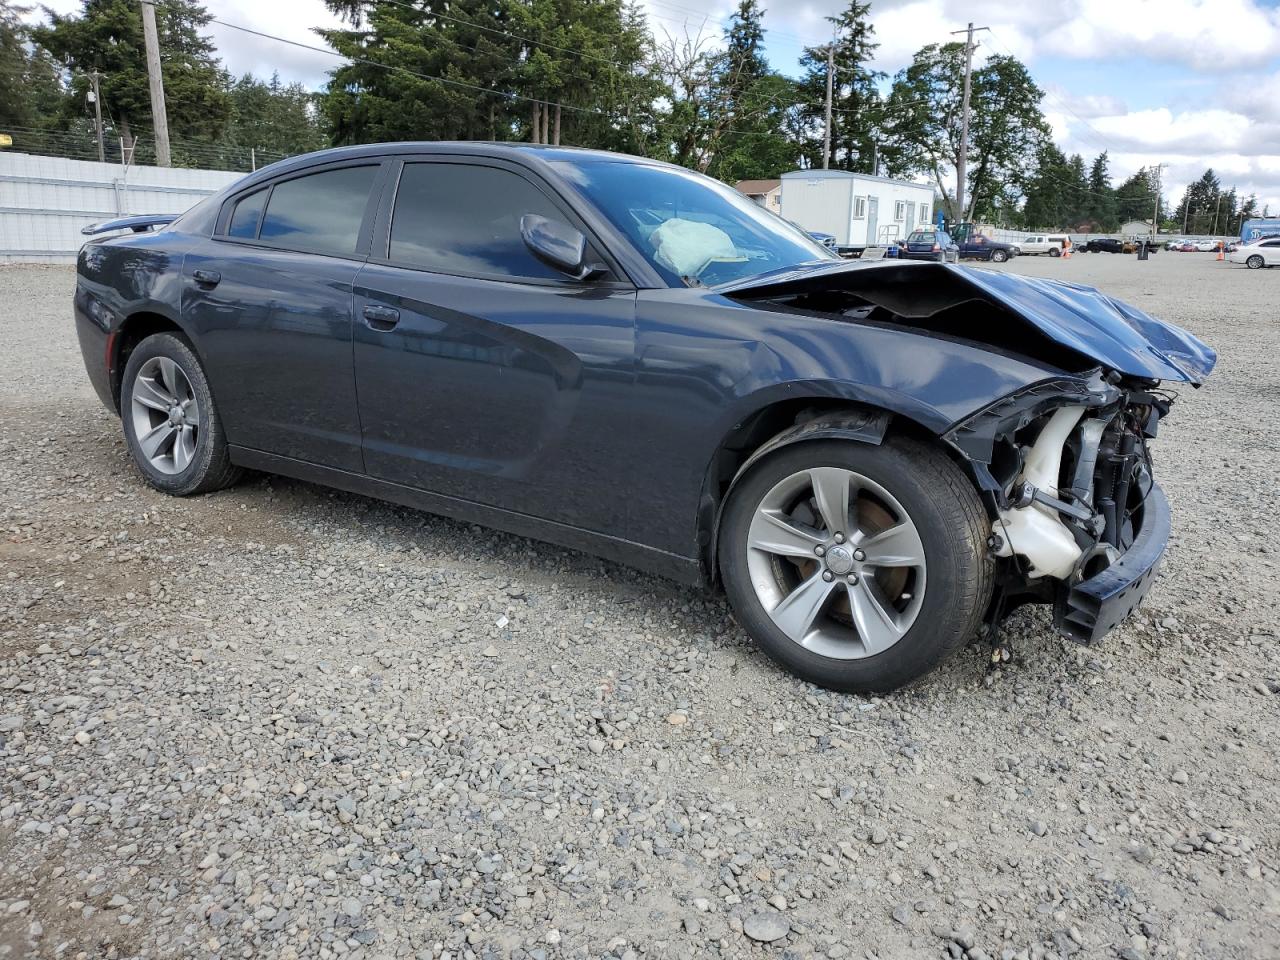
[[945, 372, 1174, 641], [725, 261, 1207, 645]]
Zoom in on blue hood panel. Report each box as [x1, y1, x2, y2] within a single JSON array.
[[719, 261, 1217, 385], [957, 269, 1216, 384]]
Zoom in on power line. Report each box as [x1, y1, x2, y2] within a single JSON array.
[[209, 16, 613, 117]]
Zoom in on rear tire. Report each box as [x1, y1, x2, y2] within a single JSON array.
[[121, 332, 242, 496], [718, 437, 994, 692], [1247, 255, 1264, 269], [1049, 247, 1061, 257]]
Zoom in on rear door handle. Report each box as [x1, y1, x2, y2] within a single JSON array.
[[362, 304, 400, 331], [193, 269, 221, 287]]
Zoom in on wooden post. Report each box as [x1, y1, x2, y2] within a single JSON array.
[[553, 103, 561, 146], [139, 0, 171, 167]]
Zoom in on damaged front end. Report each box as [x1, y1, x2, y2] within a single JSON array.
[[719, 260, 1216, 644], [946, 372, 1175, 643]]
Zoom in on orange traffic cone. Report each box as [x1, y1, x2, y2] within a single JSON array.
[[1216, 242, 1224, 261]]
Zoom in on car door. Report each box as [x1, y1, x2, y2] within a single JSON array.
[[351, 156, 637, 534], [183, 160, 388, 472]]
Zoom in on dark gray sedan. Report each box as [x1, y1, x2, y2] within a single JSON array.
[[74, 143, 1214, 692]]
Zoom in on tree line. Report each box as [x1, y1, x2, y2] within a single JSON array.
[[1, 0, 1265, 233]]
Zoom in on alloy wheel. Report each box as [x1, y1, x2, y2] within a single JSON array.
[[130, 356, 200, 475], [745, 467, 927, 659]]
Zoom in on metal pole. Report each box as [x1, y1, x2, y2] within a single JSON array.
[[251, 147, 256, 172], [822, 43, 834, 170], [140, 0, 171, 167], [89, 71, 105, 163], [1211, 193, 1222, 238], [951, 22, 988, 224], [1151, 163, 1163, 240]]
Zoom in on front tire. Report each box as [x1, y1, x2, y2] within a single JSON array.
[[991, 249, 1009, 263], [1247, 254, 1265, 269], [718, 437, 994, 692], [121, 332, 242, 496]]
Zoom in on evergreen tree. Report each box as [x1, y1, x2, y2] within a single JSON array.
[[701, 1, 803, 181], [1, 1, 66, 132], [1086, 151, 1117, 230], [225, 73, 326, 160], [1173, 169, 1223, 235], [796, 0, 881, 172], [32, 0, 231, 155]]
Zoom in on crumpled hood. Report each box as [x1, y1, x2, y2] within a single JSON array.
[[718, 260, 1217, 385], [958, 268, 1216, 384]]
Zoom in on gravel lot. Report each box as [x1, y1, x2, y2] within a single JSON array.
[[1, 252, 1277, 960]]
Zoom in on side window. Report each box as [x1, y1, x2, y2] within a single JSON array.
[[388, 163, 571, 280], [919, 203, 928, 223], [258, 165, 379, 256], [227, 187, 266, 238], [1263, 239, 1280, 248], [852, 196, 867, 219], [894, 200, 906, 221]]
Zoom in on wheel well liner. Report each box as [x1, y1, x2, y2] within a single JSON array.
[[697, 400, 895, 588], [110, 312, 184, 410]]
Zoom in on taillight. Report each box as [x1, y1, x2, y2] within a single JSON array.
[[932, 243, 940, 252]]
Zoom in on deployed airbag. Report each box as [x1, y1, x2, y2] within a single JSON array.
[[650, 218, 741, 278]]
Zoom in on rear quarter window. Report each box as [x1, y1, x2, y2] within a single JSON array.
[[227, 188, 266, 238], [257, 165, 379, 256]]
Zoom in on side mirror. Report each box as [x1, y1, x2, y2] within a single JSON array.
[[520, 214, 606, 281]]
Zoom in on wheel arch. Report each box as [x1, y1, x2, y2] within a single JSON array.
[[696, 397, 949, 589], [110, 309, 192, 411]]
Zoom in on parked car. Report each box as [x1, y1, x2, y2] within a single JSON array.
[[956, 234, 1018, 262], [1079, 238, 1124, 254], [808, 230, 838, 249], [1228, 237, 1280, 268], [1017, 234, 1070, 256], [1192, 239, 1219, 252], [900, 229, 960, 262], [73, 143, 1216, 693]]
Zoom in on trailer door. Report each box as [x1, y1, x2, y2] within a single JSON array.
[[867, 197, 879, 245], [905, 200, 916, 234]]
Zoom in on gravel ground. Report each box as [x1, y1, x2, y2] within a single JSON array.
[[1, 253, 1277, 960]]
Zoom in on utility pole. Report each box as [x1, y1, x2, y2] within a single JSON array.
[[950, 22, 988, 224], [1150, 163, 1164, 240], [822, 43, 835, 170], [139, 0, 171, 167], [87, 71, 105, 163]]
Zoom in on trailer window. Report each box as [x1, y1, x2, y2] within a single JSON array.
[[894, 200, 906, 221], [852, 196, 866, 219], [919, 203, 929, 224]]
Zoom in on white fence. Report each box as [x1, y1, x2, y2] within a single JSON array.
[[1, 152, 244, 264]]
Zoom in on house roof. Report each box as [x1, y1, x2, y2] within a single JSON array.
[[735, 179, 781, 195]]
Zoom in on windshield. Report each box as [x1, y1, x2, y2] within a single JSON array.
[[554, 160, 837, 286]]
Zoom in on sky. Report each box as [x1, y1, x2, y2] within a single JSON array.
[[27, 0, 1280, 213]]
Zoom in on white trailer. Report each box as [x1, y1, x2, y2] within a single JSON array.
[[780, 170, 936, 256]]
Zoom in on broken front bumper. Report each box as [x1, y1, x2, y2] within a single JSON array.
[[1055, 482, 1171, 643]]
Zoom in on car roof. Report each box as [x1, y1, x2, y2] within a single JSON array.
[[239, 141, 671, 189]]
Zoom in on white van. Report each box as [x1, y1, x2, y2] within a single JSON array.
[[1019, 234, 1070, 256]]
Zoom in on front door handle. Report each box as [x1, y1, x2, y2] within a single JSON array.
[[192, 269, 221, 287], [362, 304, 400, 332]]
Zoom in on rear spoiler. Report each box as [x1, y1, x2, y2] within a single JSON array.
[[81, 214, 178, 236]]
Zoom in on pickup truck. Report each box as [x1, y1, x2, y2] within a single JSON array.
[[1079, 238, 1124, 253], [956, 234, 1018, 262], [1018, 234, 1071, 256]]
